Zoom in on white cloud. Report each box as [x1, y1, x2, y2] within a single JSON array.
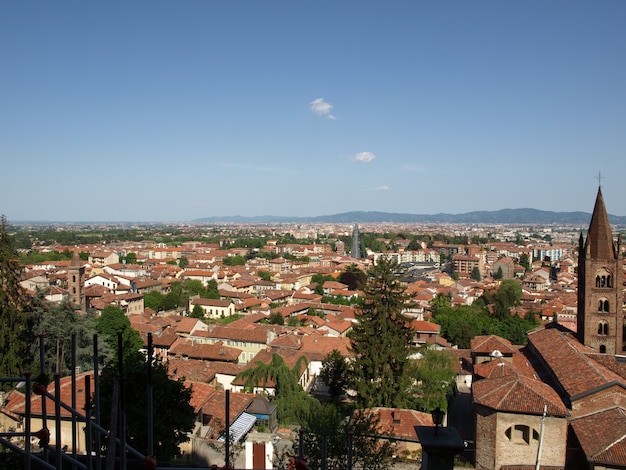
[[352, 151, 376, 163], [309, 98, 336, 120]]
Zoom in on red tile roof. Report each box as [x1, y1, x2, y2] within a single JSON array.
[[527, 327, 625, 399], [365, 407, 433, 441], [570, 407, 626, 466], [471, 335, 518, 355], [170, 338, 241, 362], [473, 375, 568, 417]]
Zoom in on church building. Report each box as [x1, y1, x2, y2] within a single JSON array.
[[472, 186, 626, 469], [577, 187, 624, 354]]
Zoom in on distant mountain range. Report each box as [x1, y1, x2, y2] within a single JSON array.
[[193, 209, 626, 225]]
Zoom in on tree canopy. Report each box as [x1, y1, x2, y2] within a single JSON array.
[[299, 405, 393, 470], [95, 305, 143, 359], [31, 300, 107, 376], [431, 291, 539, 348], [410, 349, 457, 412], [99, 352, 195, 461], [348, 257, 414, 408], [0, 215, 34, 383], [236, 353, 316, 424], [319, 349, 350, 404]]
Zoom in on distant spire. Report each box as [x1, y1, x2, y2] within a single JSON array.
[[586, 187, 615, 259], [351, 224, 362, 259], [71, 249, 82, 267]]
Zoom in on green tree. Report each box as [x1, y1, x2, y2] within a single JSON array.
[[183, 279, 206, 296], [122, 252, 137, 264], [494, 266, 503, 280], [168, 281, 187, 308], [95, 306, 143, 359], [519, 253, 531, 272], [470, 266, 482, 281], [223, 255, 246, 266], [311, 273, 335, 285], [430, 293, 451, 316], [0, 215, 34, 384], [143, 291, 164, 312], [99, 352, 195, 461], [203, 278, 220, 299], [189, 303, 205, 319], [267, 311, 285, 325], [319, 350, 350, 403], [32, 300, 107, 376], [162, 291, 180, 311], [258, 270, 272, 282], [432, 304, 491, 349], [493, 279, 523, 320], [178, 256, 189, 269], [338, 264, 366, 290], [348, 258, 414, 408], [300, 405, 393, 470], [411, 349, 457, 412], [236, 353, 315, 424]]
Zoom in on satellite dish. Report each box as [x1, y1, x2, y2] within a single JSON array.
[[490, 349, 503, 358]]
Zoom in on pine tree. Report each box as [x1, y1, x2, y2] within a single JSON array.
[[348, 257, 414, 408], [0, 215, 33, 383], [99, 352, 195, 461]]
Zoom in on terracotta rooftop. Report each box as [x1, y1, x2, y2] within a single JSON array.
[[570, 407, 626, 466], [170, 338, 241, 363], [471, 335, 518, 355], [473, 374, 568, 417], [365, 407, 433, 441], [527, 327, 626, 399]]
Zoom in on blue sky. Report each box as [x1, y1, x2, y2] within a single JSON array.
[[2, 1, 625, 222]]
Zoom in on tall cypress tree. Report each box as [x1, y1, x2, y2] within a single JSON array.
[[348, 257, 414, 408], [0, 215, 33, 383]]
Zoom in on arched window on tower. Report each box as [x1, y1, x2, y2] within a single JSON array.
[[598, 299, 610, 312], [600, 345, 607, 354], [596, 269, 613, 289], [598, 321, 609, 335]]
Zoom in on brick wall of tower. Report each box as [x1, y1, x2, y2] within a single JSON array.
[[578, 242, 624, 355], [67, 264, 86, 311]]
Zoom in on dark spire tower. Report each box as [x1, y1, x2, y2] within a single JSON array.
[[351, 223, 362, 259], [67, 249, 86, 311], [577, 186, 624, 354]]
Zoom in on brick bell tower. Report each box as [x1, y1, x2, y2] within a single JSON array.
[[577, 186, 624, 354], [67, 249, 86, 311]]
